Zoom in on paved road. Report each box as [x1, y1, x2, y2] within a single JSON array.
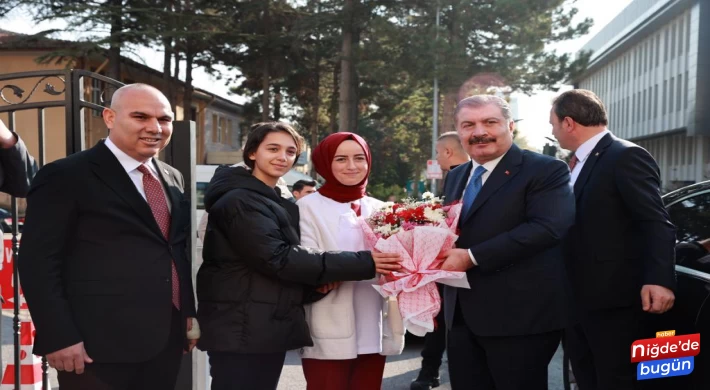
[[278, 335, 566, 390], [1, 313, 565, 390]]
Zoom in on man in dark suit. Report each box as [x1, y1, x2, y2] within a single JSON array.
[[19, 83, 197, 390], [411, 131, 470, 390], [0, 119, 36, 197], [440, 95, 575, 390], [552, 89, 676, 390]]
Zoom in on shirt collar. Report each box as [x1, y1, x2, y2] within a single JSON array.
[[104, 138, 157, 175], [470, 151, 506, 177], [575, 129, 610, 163]]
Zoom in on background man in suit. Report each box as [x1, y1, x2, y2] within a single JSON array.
[[0, 118, 36, 197], [410, 131, 470, 390], [440, 95, 575, 390], [552, 89, 676, 390], [19, 83, 197, 390], [292, 179, 317, 201]]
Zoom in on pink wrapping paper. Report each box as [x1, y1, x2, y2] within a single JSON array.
[[360, 204, 470, 336]]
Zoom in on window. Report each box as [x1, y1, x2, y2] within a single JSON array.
[[664, 29, 669, 62], [643, 89, 647, 122], [654, 84, 659, 118], [671, 24, 676, 60], [656, 35, 661, 67], [668, 192, 710, 245], [662, 80, 668, 115], [669, 77, 675, 113], [686, 13, 691, 54], [677, 74, 683, 112], [211, 114, 219, 142], [678, 19, 684, 56], [685, 71, 689, 110], [196, 182, 208, 210], [688, 137, 694, 165]]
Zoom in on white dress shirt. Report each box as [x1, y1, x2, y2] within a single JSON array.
[[104, 138, 171, 212], [461, 152, 506, 265], [570, 129, 610, 186]]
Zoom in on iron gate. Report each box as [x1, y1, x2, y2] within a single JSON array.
[[0, 69, 124, 389]]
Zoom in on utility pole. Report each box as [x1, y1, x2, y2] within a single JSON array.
[[430, 2, 440, 194]]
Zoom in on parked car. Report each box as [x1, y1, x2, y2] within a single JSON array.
[[563, 181, 710, 389]]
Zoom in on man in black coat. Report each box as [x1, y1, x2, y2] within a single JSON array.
[[440, 95, 575, 390], [19, 84, 197, 390], [552, 89, 676, 390]]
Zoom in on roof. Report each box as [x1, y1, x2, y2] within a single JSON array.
[[0, 28, 243, 112]]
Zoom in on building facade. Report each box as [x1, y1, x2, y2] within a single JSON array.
[[572, 0, 710, 192], [0, 28, 244, 167]]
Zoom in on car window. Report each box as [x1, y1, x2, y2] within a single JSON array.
[[667, 190, 710, 242], [196, 182, 208, 210]]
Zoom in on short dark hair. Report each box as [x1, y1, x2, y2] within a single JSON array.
[[552, 89, 608, 127], [242, 122, 305, 170], [292, 179, 317, 192]]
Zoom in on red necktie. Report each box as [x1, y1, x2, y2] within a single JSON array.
[[351, 202, 361, 216], [137, 164, 181, 310], [568, 154, 579, 171]]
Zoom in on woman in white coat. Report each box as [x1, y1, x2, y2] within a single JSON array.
[[298, 132, 405, 390]]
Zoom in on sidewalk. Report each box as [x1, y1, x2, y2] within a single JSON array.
[[1, 313, 564, 390]]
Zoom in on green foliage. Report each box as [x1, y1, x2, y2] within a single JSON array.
[[367, 182, 407, 202]]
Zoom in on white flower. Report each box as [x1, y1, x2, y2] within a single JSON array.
[[375, 224, 393, 236], [421, 191, 434, 200], [382, 201, 395, 209], [423, 207, 446, 223]]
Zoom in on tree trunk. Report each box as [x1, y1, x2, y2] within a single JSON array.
[[440, 4, 461, 134], [310, 40, 322, 178], [338, 0, 354, 132], [183, 40, 194, 121], [107, 0, 122, 98], [440, 90, 458, 133], [261, 0, 271, 121], [328, 61, 340, 133], [273, 84, 281, 121], [262, 63, 270, 121], [162, 37, 174, 113]]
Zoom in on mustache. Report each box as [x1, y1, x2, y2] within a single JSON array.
[[468, 135, 497, 145]]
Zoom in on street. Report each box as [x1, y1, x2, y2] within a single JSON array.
[[1, 313, 565, 389]]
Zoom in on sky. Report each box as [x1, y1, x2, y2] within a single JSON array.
[[1, 0, 634, 150]]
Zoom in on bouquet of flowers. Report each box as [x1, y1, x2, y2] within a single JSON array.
[[360, 192, 470, 336]]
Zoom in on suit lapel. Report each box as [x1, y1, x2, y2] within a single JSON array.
[[88, 141, 166, 241], [154, 159, 184, 241], [447, 162, 472, 206], [461, 144, 523, 225], [573, 133, 613, 200]]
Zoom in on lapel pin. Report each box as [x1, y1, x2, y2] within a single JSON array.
[[164, 169, 169, 174], [505, 170, 510, 175], [595, 152, 599, 156]]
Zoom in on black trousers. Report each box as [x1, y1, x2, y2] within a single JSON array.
[[57, 308, 184, 390], [447, 303, 561, 390], [565, 305, 671, 390], [208, 351, 287, 390], [420, 284, 447, 371]]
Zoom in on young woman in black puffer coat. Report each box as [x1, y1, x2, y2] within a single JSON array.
[[196, 122, 401, 390]]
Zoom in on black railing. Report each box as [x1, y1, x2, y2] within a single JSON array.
[[0, 69, 124, 389]]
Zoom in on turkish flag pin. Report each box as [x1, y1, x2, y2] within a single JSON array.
[[505, 170, 510, 175]]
